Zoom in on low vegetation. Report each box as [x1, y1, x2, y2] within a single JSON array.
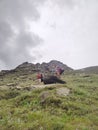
[[0, 72, 98, 130]]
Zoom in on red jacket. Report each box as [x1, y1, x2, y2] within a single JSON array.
[[37, 73, 43, 79]]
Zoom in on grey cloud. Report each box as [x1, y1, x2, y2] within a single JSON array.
[[0, 0, 44, 23], [52, 0, 76, 8], [0, 0, 45, 70], [51, 0, 94, 9], [0, 31, 42, 69], [0, 21, 13, 44]]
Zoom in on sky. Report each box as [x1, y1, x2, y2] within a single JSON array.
[[0, 0, 98, 70]]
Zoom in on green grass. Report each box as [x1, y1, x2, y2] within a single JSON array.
[[0, 73, 98, 130]]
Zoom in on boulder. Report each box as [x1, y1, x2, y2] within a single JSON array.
[[42, 76, 66, 84]]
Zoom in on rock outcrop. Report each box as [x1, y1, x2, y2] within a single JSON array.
[[0, 60, 73, 76], [41, 76, 66, 84]]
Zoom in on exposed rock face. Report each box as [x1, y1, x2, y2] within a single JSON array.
[[15, 60, 73, 73], [15, 62, 36, 72], [48, 60, 72, 72], [0, 60, 73, 76]]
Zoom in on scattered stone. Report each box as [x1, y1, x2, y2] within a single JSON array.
[[56, 87, 70, 97], [7, 83, 17, 87], [39, 91, 50, 104]]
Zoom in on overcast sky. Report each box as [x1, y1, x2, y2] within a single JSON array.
[[0, 0, 98, 70]]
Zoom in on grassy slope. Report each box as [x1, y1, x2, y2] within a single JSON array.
[[0, 73, 98, 130]]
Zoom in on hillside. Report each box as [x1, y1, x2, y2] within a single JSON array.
[[0, 72, 98, 130], [76, 66, 98, 74], [0, 61, 98, 130]]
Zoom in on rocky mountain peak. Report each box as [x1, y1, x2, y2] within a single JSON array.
[[0, 60, 73, 76]]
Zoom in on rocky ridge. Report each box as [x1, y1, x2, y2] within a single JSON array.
[[0, 60, 73, 76]]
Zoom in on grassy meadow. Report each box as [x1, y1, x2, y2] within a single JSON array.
[[0, 72, 98, 130]]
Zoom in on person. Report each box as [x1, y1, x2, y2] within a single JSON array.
[[56, 66, 64, 77], [36, 72, 43, 83]]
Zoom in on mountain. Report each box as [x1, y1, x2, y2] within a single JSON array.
[[48, 60, 73, 71], [15, 60, 73, 73], [0, 60, 73, 76], [1, 61, 98, 76], [76, 66, 98, 74]]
